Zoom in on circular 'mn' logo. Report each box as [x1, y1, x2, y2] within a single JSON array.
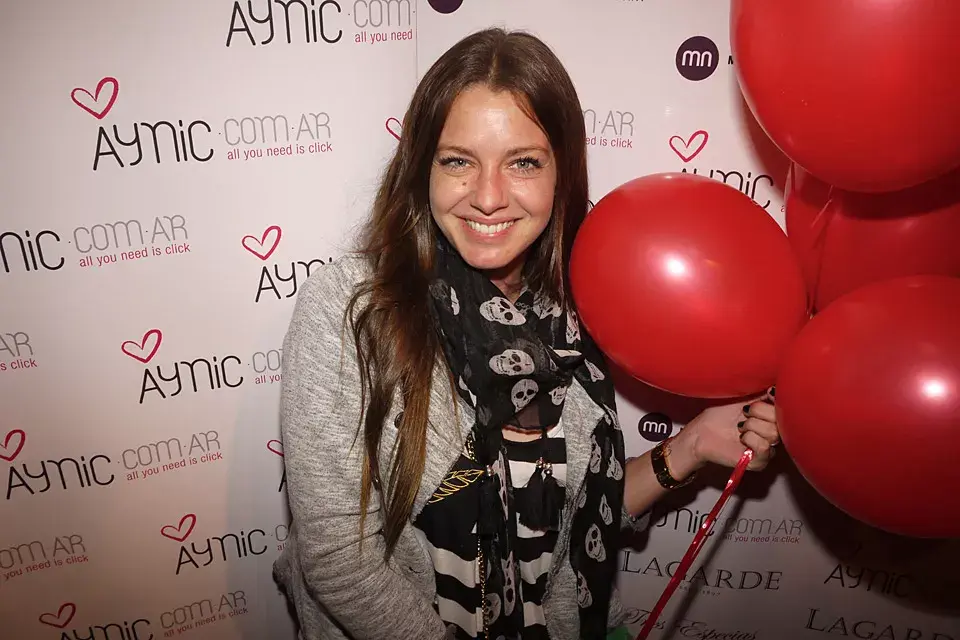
[[638, 412, 673, 442], [428, 0, 463, 13], [676, 36, 719, 81]]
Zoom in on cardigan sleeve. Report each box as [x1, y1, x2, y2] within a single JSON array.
[[280, 258, 448, 640]]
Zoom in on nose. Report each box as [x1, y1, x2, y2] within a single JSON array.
[[471, 166, 509, 215]]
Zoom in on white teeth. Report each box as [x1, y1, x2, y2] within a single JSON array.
[[466, 219, 515, 235]]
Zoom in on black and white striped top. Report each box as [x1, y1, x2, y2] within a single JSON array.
[[414, 422, 567, 639]]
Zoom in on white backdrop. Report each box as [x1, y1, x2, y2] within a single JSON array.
[[2, 1, 958, 639]]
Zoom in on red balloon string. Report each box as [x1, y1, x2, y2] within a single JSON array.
[[635, 449, 755, 640], [805, 181, 836, 316]]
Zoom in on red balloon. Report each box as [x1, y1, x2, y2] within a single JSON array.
[[777, 276, 960, 539], [786, 164, 960, 312], [731, 0, 960, 193], [570, 173, 808, 399]]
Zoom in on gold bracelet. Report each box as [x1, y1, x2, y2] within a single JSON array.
[[651, 437, 696, 490]]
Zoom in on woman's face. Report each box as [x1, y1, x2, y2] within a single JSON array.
[[429, 85, 557, 285]]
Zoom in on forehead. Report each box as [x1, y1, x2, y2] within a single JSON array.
[[439, 85, 548, 147]]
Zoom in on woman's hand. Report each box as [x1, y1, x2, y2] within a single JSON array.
[[621, 389, 779, 517], [668, 388, 780, 477]]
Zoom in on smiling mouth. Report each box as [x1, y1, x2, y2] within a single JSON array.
[[463, 219, 516, 235]]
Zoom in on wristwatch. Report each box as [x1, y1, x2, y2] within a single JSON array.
[[651, 437, 696, 490]]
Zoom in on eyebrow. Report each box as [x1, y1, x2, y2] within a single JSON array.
[[435, 144, 551, 157]]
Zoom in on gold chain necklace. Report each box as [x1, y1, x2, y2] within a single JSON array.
[[465, 434, 489, 639]]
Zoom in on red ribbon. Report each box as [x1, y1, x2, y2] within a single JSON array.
[[635, 449, 755, 640]]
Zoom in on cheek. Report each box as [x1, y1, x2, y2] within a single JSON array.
[[430, 173, 468, 215], [512, 179, 556, 222]]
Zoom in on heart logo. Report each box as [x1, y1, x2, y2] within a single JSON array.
[[160, 514, 197, 542], [267, 440, 284, 457], [385, 117, 402, 141], [242, 226, 282, 261], [39, 603, 77, 628], [70, 77, 119, 120], [669, 130, 709, 163], [121, 329, 163, 364], [0, 429, 26, 463]]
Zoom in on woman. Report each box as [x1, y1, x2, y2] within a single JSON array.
[[273, 28, 780, 640]]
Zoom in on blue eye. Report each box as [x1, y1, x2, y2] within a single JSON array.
[[438, 156, 468, 168], [515, 156, 543, 171]]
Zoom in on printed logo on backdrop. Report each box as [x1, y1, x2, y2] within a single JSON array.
[[68, 75, 335, 171], [242, 226, 338, 302], [121, 328, 285, 401], [3, 423, 224, 500], [1, 533, 88, 584], [669, 130, 777, 210], [385, 117, 402, 141], [823, 549, 960, 608], [36, 594, 251, 639], [267, 440, 286, 492], [676, 36, 732, 81], [583, 108, 634, 149], [159, 512, 289, 575], [650, 499, 804, 546], [803, 608, 956, 640], [120, 428, 223, 482], [157, 588, 249, 637], [427, 0, 463, 13], [623, 609, 757, 640], [620, 549, 783, 598], [122, 327, 239, 403], [1, 214, 191, 275], [225, 0, 415, 48], [0, 228, 65, 275], [638, 412, 673, 442], [0, 331, 38, 372], [3, 429, 116, 502], [1, 430, 25, 463]]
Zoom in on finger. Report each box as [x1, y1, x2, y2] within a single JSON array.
[[759, 446, 778, 469], [740, 429, 772, 470], [748, 446, 779, 470], [743, 400, 776, 423], [739, 416, 780, 446]]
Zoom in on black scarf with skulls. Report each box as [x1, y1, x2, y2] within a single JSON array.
[[428, 236, 625, 639]]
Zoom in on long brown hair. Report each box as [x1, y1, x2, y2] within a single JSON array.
[[347, 27, 589, 556]]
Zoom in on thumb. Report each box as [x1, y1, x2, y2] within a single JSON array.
[[719, 434, 752, 468]]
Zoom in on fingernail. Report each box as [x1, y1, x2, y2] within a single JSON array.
[[742, 405, 751, 414], [737, 421, 745, 429]]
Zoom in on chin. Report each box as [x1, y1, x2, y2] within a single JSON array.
[[458, 245, 520, 272], [437, 216, 543, 276]]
